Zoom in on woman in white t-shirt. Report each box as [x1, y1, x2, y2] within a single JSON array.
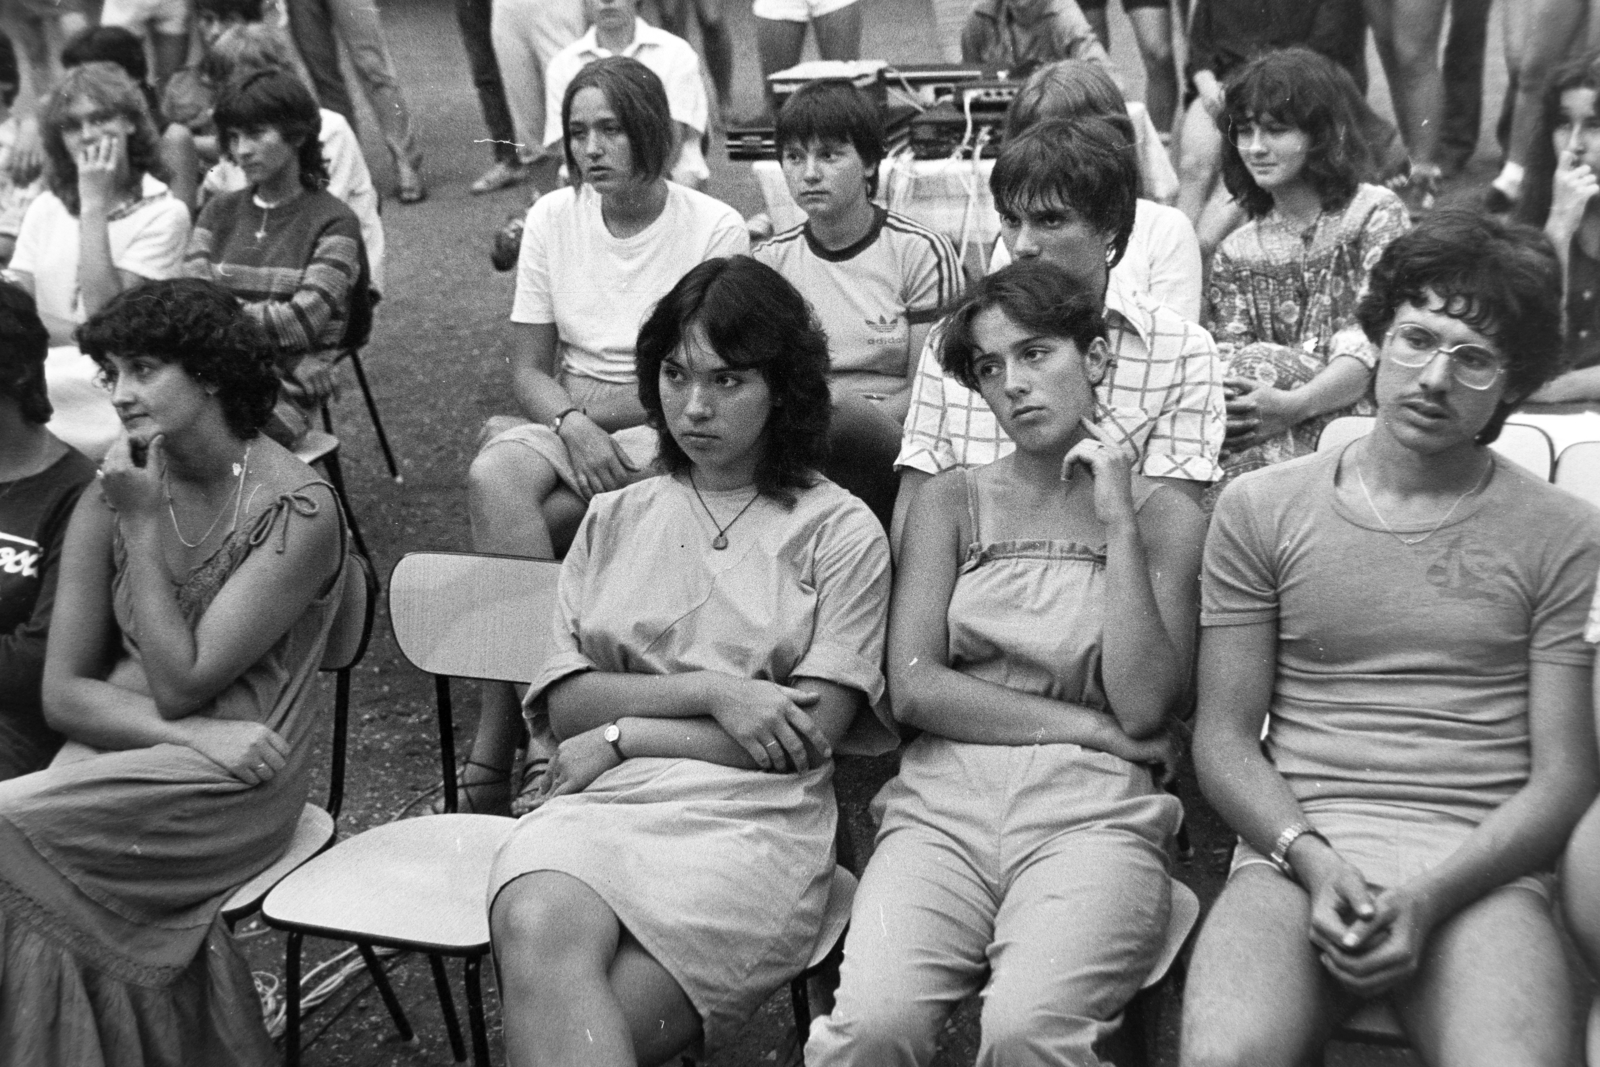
[[8, 62, 191, 459], [459, 55, 746, 814]]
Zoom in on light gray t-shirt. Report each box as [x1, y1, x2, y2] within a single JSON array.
[[1202, 444, 1600, 822]]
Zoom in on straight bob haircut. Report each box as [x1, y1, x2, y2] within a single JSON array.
[[1356, 210, 1563, 445], [938, 259, 1108, 392], [1218, 47, 1374, 220], [77, 279, 280, 439], [774, 80, 885, 198], [1514, 50, 1600, 230], [989, 116, 1138, 268], [561, 56, 674, 186], [635, 256, 831, 506], [214, 67, 329, 190], [43, 63, 167, 217], [0, 281, 52, 424]]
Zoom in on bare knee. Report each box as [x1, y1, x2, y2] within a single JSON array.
[[491, 875, 615, 987]]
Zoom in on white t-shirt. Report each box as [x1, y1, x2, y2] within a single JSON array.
[[990, 198, 1203, 324], [12, 173, 191, 326], [202, 109, 387, 294], [541, 20, 710, 147], [512, 182, 748, 384]]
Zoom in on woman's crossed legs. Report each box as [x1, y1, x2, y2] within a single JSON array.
[[492, 870, 702, 1067], [1181, 865, 1575, 1067]]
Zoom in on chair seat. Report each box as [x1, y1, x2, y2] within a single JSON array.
[[806, 866, 857, 970], [1142, 879, 1200, 990], [1339, 1000, 1407, 1043], [222, 803, 336, 922], [263, 814, 515, 952], [295, 429, 339, 465]]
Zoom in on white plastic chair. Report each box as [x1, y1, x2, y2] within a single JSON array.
[[1556, 441, 1600, 509], [1316, 415, 1555, 480]]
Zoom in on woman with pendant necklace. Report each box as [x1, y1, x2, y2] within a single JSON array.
[[489, 256, 892, 1067], [1182, 211, 1600, 1067], [0, 279, 350, 1064], [1206, 49, 1409, 491], [182, 67, 367, 448]]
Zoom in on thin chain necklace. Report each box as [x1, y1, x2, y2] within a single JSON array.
[[165, 442, 252, 549], [252, 189, 298, 242], [688, 472, 760, 551], [1354, 454, 1491, 546]]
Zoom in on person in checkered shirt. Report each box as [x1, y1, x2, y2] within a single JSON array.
[[890, 116, 1226, 551]]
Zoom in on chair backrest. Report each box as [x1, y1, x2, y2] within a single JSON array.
[[1555, 441, 1600, 509], [1317, 414, 1556, 480], [321, 551, 377, 822], [388, 551, 564, 682]]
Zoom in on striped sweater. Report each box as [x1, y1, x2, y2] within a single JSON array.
[[183, 188, 363, 367]]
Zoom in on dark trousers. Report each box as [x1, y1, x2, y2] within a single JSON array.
[[1440, 0, 1494, 169], [456, 0, 519, 163]]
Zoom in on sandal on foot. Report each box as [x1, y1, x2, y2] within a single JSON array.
[[509, 756, 552, 817], [431, 758, 510, 815]]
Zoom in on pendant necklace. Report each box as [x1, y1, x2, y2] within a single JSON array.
[[252, 190, 296, 242], [165, 442, 252, 549], [1354, 455, 1490, 546], [689, 472, 760, 550]]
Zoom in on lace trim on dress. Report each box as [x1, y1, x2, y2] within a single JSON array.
[[0, 877, 188, 987]]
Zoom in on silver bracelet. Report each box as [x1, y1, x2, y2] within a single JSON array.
[[1269, 820, 1325, 880]]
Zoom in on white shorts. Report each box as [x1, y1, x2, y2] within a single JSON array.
[[751, 0, 859, 23], [100, 0, 190, 35]]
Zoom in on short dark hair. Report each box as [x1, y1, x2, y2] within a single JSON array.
[[201, 21, 298, 83], [938, 259, 1108, 392], [214, 67, 328, 190], [561, 56, 673, 185], [195, 0, 264, 25], [62, 26, 149, 86], [989, 116, 1138, 268], [1356, 210, 1563, 445], [1218, 48, 1374, 220], [774, 80, 885, 198], [77, 279, 280, 439], [635, 256, 831, 506], [0, 281, 52, 424], [43, 63, 167, 216]]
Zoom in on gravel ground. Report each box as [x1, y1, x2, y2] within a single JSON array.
[[231, 0, 1531, 1062]]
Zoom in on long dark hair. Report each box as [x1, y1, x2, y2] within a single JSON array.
[[1218, 48, 1374, 220], [1515, 51, 1600, 230], [635, 257, 831, 506]]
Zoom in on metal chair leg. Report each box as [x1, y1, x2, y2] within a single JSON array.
[[285, 931, 303, 1067], [347, 349, 402, 482], [357, 943, 415, 1041], [465, 954, 492, 1067], [318, 446, 371, 561], [789, 974, 811, 1038], [428, 953, 468, 1063]]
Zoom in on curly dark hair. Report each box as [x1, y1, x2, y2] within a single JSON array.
[[43, 63, 168, 217], [76, 279, 280, 439], [989, 117, 1138, 269], [1218, 48, 1375, 220], [774, 80, 885, 198], [562, 56, 674, 186], [1356, 210, 1563, 445], [938, 259, 1108, 392], [0, 281, 51, 424], [214, 67, 328, 190], [635, 257, 830, 507]]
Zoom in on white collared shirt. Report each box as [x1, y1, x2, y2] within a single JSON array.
[[542, 19, 710, 148]]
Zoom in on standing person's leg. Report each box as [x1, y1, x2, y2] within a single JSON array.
[[754, 13, 807, 113], [1362, 0, 1448, 188], [1126, 2, 1177, 133], [527, 0, 585, 144], [1438, 0, 1492, 175], [1494, 0, 1588, 206], [928, 0, 970, 62], [1392, 884, 1576, 1067], [326, 0, 425, 196], [493, 0, 547, 164], [456, 0, 528, 192], [286, 0, 354, 122], [1180, 865, 1354, 1067], [1081, 0, 1109, 53], [979, 826, 1172, 1065], [812, 0, 862, 61], [1175, 96, 1222, 225], [691, 0, 735, 121]]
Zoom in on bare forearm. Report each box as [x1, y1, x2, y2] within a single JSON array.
[[45, 678, 195, 750], [548, 670, 732, 740], [1098, 526, 1184, 737], [615, 714, 764, 770], [1287, 355, 1372, 424], [77, 203, 122, 317], [1193, 724, 1311, 858], [891, 661, 1120, 747], [117, 516, 208, 716]]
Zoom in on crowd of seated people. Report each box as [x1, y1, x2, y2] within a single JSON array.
[[11, 0, 1600, 1060]]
